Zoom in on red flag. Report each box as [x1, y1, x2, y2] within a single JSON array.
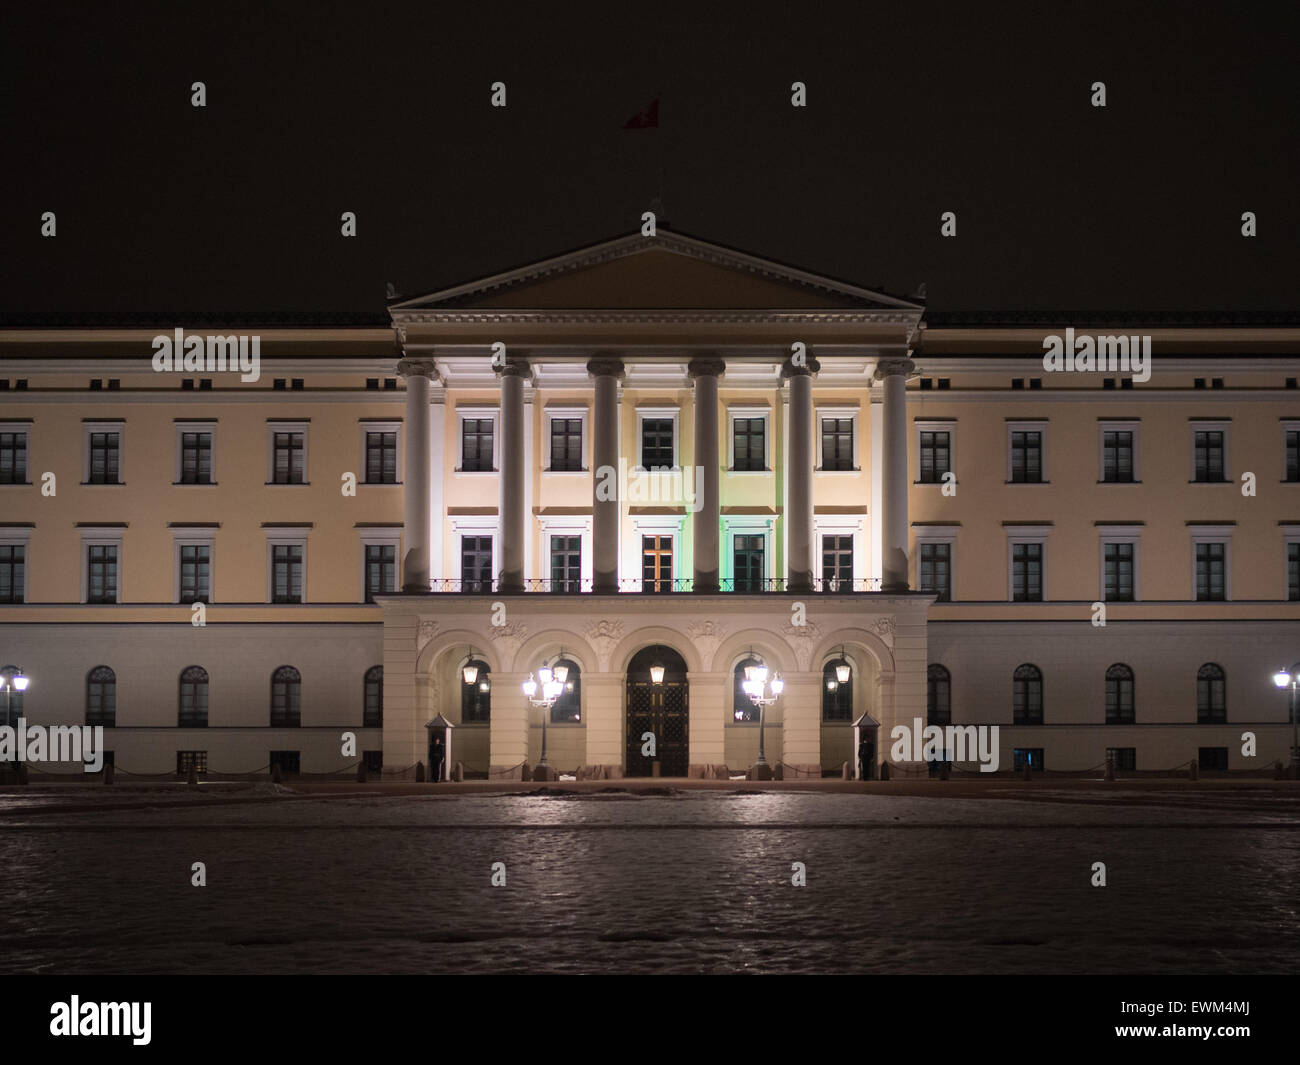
[[623, 98, 659, 129]]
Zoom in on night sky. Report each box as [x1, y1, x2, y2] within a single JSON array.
[[3, 1, 1297, 316]]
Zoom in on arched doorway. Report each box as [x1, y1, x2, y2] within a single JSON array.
[[626, 645, 689, 777]]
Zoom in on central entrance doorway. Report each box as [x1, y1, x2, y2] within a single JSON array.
[[625, 645, 689, 777]]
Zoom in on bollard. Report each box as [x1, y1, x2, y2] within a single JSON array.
[[453, 761, 464, 782], [415, 760, 425, 783], [1188, 760, 1198, 781], [1104, 758, 1115, 782], [188, 763, 198, 787], [356, 762, 367, 783], [521, 763, 531, 782], [879, 762, 890, 781], [939, 761, 950, 781], [651, 760, 661, 778], [1022, 761, 1032, 782], [104, 763, 114, 785], [1275, 760, 1286, 780], [17, 763, 28, 786], [270, 764, 281, 785]]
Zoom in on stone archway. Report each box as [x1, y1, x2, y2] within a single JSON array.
[[625, 645, 689, 777]]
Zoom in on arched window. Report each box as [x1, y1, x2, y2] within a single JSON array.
[[270, 665, 301, 727], [0, 665, 25, 719], [1197, 663, 1226, 723], [733, 657, 763, 723], [179, 665, 209, 727], [1105, 663, 1135, 724], [550, 658, 581, 724], [1013, 664, 1043, 725], [363, 665, 382, 727], [927, 665, 951, 726], [822, 660, 853, 722], [461, 659, 491, 723], [86, 665, 116, 726]]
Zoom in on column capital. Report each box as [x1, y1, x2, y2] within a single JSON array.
[[397, 357, 439, 381], [586, 356, 626, 380], [687, 356, 726, 379], [781, 356, 821, 379], [873, 357, 915, 382], [495, 359, 533, 381]]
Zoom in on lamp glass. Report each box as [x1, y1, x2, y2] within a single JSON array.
[[553, 663, 569, 684], [1274, 670, 1292, 689], [13, 675, 27, 691], [835, 661, 851, 684], [463, 663, 478, 685], [537, 666, 553, 686], [650, 664, 665, 684], [522, 675, 538, 697], [770, 675, 784, 695]]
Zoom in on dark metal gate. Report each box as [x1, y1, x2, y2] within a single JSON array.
[[626, 675, 689, 777]]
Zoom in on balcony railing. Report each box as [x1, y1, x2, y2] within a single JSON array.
[[425, 577, 883, 594]]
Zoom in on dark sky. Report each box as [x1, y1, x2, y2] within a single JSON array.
[[3, 1, 1297, 316]]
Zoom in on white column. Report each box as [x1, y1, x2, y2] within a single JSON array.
[[870, 394, 883, 582], [588, 357, 625, 592], [874, 358, 914, 592], [783, 357, 818, 592], [428, 385, 445, 583], [398, 358, 437, 592], [496, 361, 530, 592], [523, 387, 535, 582], [689, 357, 724, 592]]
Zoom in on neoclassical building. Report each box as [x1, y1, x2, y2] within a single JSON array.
[[1, 229, 1298, 778]]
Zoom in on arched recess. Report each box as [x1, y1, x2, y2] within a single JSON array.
[[808, 630, 892, 773], [625, 644, 689, 777], [610, 626, 703, 676]]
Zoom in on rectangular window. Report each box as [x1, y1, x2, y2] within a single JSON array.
[[1196, 542, 1226, 601], [1012, 748, 1044, 772], [460, 418, 495, 472], [642, 534, 673, 592], [1102, 430, 1134, 482], [1289, 543, 1300, 601], [89, 432, 121, 484], [1012, 542, 1043, 602], [732, 417, 765, 471], [272, 432, 305, 484], [269, 751, 301, 775], [365, 431, 398, 483], [1198, 747, 1228, 771], [1193, 430, 1225, 482], [1286, 430, 1299, 482], [919, 431, 950, 483], [733, 534, 765, 592], [461, 536, 493, 593], [821, 535, 853, 589], [176, 751, 208, 775], [364, 544, 396, 603], [820, 418, 854, 471], [180, 432, 212, 484], [919, 542, 951, 602], [87, 544, 118, 603], [549, 418, 583, 472], [179, 544, 210, 604], [641, 418, 674, 468], [549, 535, 581, 592], [0, 544, 24, 604], [1106, 747, 1136, 772], [0, 430, 28, 483], [1104, 542, 1134, 602], [271, 544, 303, 603], [1010, 431, 1042, 483]]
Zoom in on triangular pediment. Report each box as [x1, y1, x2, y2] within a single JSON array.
[[390, 231, 921, 314]]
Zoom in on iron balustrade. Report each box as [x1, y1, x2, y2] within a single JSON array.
[[421, 577, 883, 593]]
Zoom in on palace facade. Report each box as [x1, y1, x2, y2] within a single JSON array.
[[2, 230, 1298, 779]]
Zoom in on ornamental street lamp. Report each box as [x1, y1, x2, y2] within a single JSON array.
[[0, 668, 29, 773], [523, 654, 569, 775], [741, 655, 783, 768], [826, 647, 851, 692], [1271, 666, 1299, 778]]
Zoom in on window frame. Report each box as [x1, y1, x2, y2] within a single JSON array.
[[542, 406, 589, 474], [266, 420, 310, 485], [915, 525, 958, 602], [173, 420, 216, 486], [265, 531, 308, 604], [634, 407, 680, 470], [726, 406, 771, 473], [0, 421, 32, 485], [1189, 420, 1231, 484], [1096, 525, 1142, 603], [1097, 419, 1141, 483], [455, 407, 499, 474], [1189, 525, 1233, 602], [172, 529, 216, 605], [815, 407, 859, 473], [1006, 420, 1048, 484], [82, 420, 125, 485], [915, 419, 956, 485], [1005, 526, 1050, 603], [80, 526, 123, 604], [358, 528, 402, 603], [0, 527, 30, 604], [359, 420, 402, 485]]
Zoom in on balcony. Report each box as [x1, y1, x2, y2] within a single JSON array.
[[426, 578, 883, 594]]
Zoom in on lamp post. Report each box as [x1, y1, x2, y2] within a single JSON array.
[[742, 656, 784, 770], [523, 655, 569, 778], [1271, 667, 1299, 779], [0, 668, 29, 774]]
